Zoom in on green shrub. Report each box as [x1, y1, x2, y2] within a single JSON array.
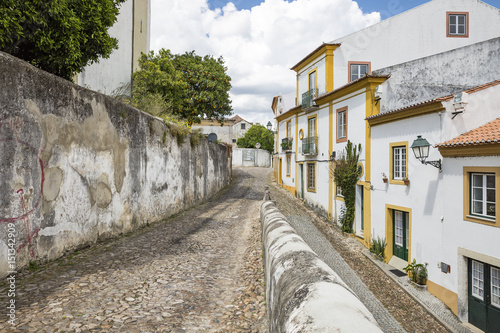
[[369, 236, 386, 259]]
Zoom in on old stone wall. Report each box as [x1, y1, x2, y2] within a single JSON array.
[[0, 52, 231, 278], [260, 201, 382, 332]]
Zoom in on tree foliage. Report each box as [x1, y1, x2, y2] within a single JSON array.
[[237, 124, 274, 153], [331, 141, 362, 233], [0, 0, 126, 80], [132, 49, 232, 124]]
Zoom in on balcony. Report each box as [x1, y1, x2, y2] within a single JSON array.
[[301, 88, 318, 110], [281, 137, 293, 152], [302, 136, 318, 155]]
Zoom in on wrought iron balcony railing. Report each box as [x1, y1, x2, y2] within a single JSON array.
[[301, 88, 318, 108], [302, 136, 318, 155], [281, 137, 293, 151]]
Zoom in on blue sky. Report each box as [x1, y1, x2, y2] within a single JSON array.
[[152, 0, 500, 125], [210, 0, 500, 17]]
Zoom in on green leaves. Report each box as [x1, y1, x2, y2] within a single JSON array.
[[0, 0, 125, 80], [332, 141, 362, 233], [131, 49, 232, 125], [236, 124, 274, 154]]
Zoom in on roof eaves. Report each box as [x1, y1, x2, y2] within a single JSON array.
[[316, 74, 390, 103], [290, 43, 341, 71]]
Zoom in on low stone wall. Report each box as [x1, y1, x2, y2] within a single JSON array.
[[260, 201, 382, 332], [0, 52, 231, 278]]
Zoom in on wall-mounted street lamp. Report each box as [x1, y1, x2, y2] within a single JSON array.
[[410, 135, 442, 173], [266, 121, 273, 131]]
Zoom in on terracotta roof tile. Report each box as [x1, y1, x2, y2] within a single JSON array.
[[436, 117, 500, 147]]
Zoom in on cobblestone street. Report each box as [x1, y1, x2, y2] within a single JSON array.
[[1, 166, 460, 332], [0, 167, 267, 332]]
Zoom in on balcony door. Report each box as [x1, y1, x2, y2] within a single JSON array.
[[309, 71, 316, 95]]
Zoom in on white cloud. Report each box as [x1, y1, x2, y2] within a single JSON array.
[[150, 0, 380, 124]]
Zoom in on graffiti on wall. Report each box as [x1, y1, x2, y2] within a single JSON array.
[[0, 116, 44, 257]]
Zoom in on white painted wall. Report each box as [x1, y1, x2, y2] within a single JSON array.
[[296, 55, 327, 106], [77, 0, 152, 96], [77, 0, 133, 95], [232, 148, 272, 167], [332, 0, 500, 88]]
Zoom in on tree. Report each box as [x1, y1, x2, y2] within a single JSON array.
[[131, 49, 232, 124], [0, 0, 126, 80], [237, 124, 274, 153], [331, 141, 362, 233]]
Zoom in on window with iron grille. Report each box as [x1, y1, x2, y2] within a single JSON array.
[[307, 163, 315, 191]]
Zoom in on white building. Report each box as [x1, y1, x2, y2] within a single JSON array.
[[191, 115, 253, 147], [76, 0, 151, 95], [273, 1, 500, 329], [368, 79, 500, 332]]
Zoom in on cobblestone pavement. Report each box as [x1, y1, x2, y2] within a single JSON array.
[[0, 167, 267, 333], [267, 175, 452, 333]]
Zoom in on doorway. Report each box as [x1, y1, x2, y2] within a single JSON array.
[[355, 185, 364, 236], [298, 163, 304, 199], [393, 210, 409, 261], [468, 259, 500, 332]]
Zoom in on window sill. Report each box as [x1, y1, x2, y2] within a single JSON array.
[[389, 179, 406, 185], [464, 215, 498, 227], [336, 195, 345, 202], [307, 188, 317, 193]]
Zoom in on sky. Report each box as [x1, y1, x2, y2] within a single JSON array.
[[150, 0, 500, 126]]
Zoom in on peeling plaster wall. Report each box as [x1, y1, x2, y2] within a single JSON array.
[[260, 201, 382, 332], [374, 37, 500, 113], [0, 52, 231, 278]]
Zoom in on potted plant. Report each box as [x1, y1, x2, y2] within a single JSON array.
[[403, 176, 410, 186], [403, 259, 428, 286], [382, 172, 388, 183]]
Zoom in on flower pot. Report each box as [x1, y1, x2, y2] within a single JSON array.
[[383, 178, 388, 183], [403, 179, 410, 185]]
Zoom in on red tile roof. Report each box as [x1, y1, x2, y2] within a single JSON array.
[[436, 117, 500, 147]]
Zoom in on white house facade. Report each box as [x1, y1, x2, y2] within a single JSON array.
[[368, 80, 500, 332]]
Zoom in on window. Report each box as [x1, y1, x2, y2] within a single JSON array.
[[307, 162, 316, 192], [392, 145, 407, 181], [447, 12, 468, 37], [492, 266, 500, 308], [336, 107, 347, 143], [241, 123, 246, 130], [472, 260, 485, 300], [336, 185, 343, 197], [349, 62, 371, 82], [286, 120, 292, 138], [470, 173, 495, 219], [464, 167, 499, 226], [286, 155, 291, 177], [232, 139, 236, 143]]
